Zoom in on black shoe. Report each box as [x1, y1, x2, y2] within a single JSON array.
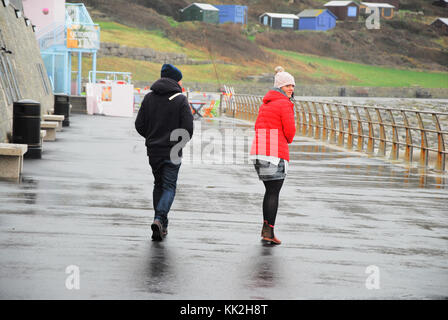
[[163, 219, 168, 237], [151, 220, 163, 241]]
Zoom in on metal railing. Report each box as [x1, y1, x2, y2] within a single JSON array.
[[65, 3, 96, 26], [222, 93, 448, 173], [37, 23, 66, 51], [88, 71, 132, 84], [36, 4, 100, 51]]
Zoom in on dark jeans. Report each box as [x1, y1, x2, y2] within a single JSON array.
[[149, 157, 181, 229]]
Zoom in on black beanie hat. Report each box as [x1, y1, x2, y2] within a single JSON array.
[[161, 64, 183, 82]]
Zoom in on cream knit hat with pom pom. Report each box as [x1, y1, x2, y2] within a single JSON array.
[[274, 71, 295, 88]]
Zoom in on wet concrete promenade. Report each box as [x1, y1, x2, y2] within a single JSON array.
[[0, 113, 447, 299]]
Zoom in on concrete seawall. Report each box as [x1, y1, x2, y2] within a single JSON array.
[[0, 3, 53, 143]]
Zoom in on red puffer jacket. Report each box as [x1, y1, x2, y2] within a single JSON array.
[[250, 90, 296, 161]]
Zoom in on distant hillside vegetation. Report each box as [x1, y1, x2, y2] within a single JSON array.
[[74, 0, 448, 72]]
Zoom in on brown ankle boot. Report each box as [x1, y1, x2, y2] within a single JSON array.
[[261, 220, 270, 237], [261, 221, 281, 245]]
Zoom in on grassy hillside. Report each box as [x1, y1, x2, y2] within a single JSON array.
[[79, 21, 448, 88], [74, 55, 265, 84], [272, 50, 448, 88], [70, 0, 448, 88]]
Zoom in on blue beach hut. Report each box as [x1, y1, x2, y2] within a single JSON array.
[[297, 9, 337, 31], [214, 5, 248, 24]]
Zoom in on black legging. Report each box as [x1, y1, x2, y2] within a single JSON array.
[[262, 179, 284, 226]]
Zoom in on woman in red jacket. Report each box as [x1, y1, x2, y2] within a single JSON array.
[[250, 69, 296, 245]]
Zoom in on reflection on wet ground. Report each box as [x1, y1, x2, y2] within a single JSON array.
[[0, 114, 447, 299]]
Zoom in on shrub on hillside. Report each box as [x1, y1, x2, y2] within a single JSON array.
[[74, 0, 171, 30], [167, 23, 270, 63], [255, 27, 448, 71], [384, 18, 436, 38], [399, 0, 424, 12], [134, 0, 188, 21]]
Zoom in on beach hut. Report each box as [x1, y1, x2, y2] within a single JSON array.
[[432, 0, 448, 7], [259, 13, 299, 30], [297, 9, 337, 31], [214, 5, 248, 24], [324, 1, 359, 21], [363, 0, 400, 10], [360, 2, 396, 20], [431, 18, 448, 35], [433, 0, 448, 8], [180, 3, 219, 24]]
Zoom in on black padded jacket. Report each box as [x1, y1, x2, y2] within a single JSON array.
[[135, 78, 193, 158]]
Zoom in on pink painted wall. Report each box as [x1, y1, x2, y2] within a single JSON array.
[[22, 0, 65, 31]]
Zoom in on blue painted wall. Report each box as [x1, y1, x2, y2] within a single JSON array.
[[215, 5, 248, 24], [298, 10, 336, 31]]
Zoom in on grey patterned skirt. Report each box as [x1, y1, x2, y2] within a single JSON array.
[[253, 159, 286, 181]]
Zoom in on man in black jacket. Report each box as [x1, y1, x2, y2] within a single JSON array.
[[135, 64, 193, 241]]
